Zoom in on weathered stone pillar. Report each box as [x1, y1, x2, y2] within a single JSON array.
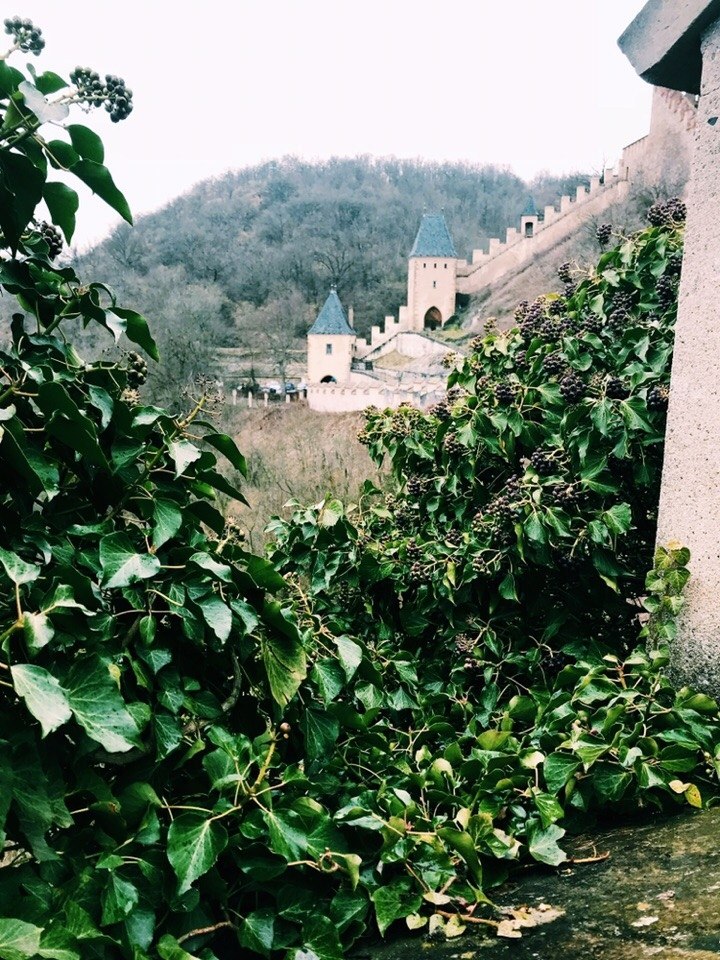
[[620, 1, 720, 693]]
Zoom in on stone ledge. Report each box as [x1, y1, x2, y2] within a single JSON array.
[[618, 0, 720, 94]]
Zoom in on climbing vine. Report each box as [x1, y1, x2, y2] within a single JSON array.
[[0, 21, 718, 960]]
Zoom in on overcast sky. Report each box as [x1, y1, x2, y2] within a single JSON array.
[[15, 0, 650, 247]]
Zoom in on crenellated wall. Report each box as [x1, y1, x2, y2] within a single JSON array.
[[457, 86, 696, 298]]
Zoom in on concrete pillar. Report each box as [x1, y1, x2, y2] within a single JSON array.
[[655, 18, 720, 692], [232, 388, 237, 406], [285, 393, 290, 404], [248, 391, 253, 408], [263, 392, 268, 408]]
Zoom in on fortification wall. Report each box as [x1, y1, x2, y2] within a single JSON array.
[[458, 174, 630, 294], [307, 377, 444, 413], [458, 87, 696, 298]]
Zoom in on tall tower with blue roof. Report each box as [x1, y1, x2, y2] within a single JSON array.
[[406, 212, 458, 332]]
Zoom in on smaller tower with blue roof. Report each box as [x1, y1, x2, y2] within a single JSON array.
[[306, 287, 356, 384]]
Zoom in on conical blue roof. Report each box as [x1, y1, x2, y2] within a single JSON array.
[[308, 289, 354, 336], [409, 213, 457, 258], [522, 195, 539, 217]]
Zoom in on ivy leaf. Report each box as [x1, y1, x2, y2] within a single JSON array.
[[110, 308, 159, 361], [603, 502, 632, 535], [195, 595, 232, 643], [0, 918, 43, 960], [302, 709, 340, 763], [167, 814, 228, 894], [152, 500, 183, 550], [543, 754, 580, 793], [526, 821, 567, 866], [299, 917, 343, 960], [10, 664, 71, 738], [371, 878, 423, 936], [64, 657, 142, 753], [99, 533, 161, 589], [238, 910, 275, 959], [0, 548, 40, 585], [22, 612, 54, 654], [260, 631, 307, 706], [66, 124, 104, 164], [70, 159, 132, 224], [203, 433, 247, 476], [157, 935, 201, 960], [334, 636, 362, 681], [190, 552, 232, 582], [168, 439, 201, 478], [100, 874, 139, 925], [437, 827, 483, 885], [43, 182, 79, 244]]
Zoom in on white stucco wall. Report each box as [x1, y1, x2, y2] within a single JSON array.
[[307, 334, 354, 383], [407, 257, 457, 329]]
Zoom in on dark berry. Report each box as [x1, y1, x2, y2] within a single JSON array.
[[606, 377, 629, 400], [559, 373, 584, 404], [557, 262, 572, 285], [647, 384, 669, 411], [596, 223, 612, 245]]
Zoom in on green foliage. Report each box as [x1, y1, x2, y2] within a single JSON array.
[[266, 215, 720, 943], [1, 25, 719, 960]]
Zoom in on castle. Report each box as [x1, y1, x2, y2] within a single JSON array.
[[306, 85, 697, 414]]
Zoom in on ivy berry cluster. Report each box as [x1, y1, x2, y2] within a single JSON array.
[[3, 16, 44, 55], [70, 66, 134, 122]]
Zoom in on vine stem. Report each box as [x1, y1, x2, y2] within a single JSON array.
[[177, 921, 235, 945]]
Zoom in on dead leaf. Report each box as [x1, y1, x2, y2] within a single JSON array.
[[423, 891, 452, 906], [445, 915, 466, 939], [631, 916, 659, 928], [406, 914, 427, 930], [636, 902, 652, 911], [496, 919, 522, 939]]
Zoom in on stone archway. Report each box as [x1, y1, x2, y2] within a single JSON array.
[[320, 375, 337, 384], [424, 306, 442, 331]]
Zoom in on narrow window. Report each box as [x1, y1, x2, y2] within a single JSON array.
[[525, 222, 534, 238], [423, 262, 427, 268], [444, 263, 448, 269], [326, 343, 333, 355], [433, 280, 437, 288], [434, 263, 437, 269]]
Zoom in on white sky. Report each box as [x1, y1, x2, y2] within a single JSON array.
[[14, 0, 651, 247]]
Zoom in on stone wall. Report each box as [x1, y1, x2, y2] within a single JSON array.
[[457, 86, 696, 298]]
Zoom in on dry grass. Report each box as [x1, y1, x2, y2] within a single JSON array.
[[218, 401, 386, 550]]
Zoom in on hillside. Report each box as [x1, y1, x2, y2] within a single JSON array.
[[75, 157, 590, 403]]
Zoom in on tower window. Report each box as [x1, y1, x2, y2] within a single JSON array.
[[423, 262, 427, 268], [525, 221, 534, 238], [444, 263, 448, 269], [433, 280, 437, 288], [326, 343, 333, 355], [434, 263, 437, 269]]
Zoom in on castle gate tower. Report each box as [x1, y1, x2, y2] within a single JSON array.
[[406, 213, 458, 331]]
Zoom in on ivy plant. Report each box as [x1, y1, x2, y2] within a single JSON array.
[[1, 20, 720, 960]]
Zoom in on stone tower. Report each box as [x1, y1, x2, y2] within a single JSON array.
[[306, 288, 356, 384], [406, 213, 458, 331]]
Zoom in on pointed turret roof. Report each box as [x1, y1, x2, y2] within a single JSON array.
[[409, 213, 457, 258], [522, 195, 539, 217], [308, 289, 355, 336]]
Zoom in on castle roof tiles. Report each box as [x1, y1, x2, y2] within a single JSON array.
[[308, 289, 355, 336], [409, 213, 458, 258]]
